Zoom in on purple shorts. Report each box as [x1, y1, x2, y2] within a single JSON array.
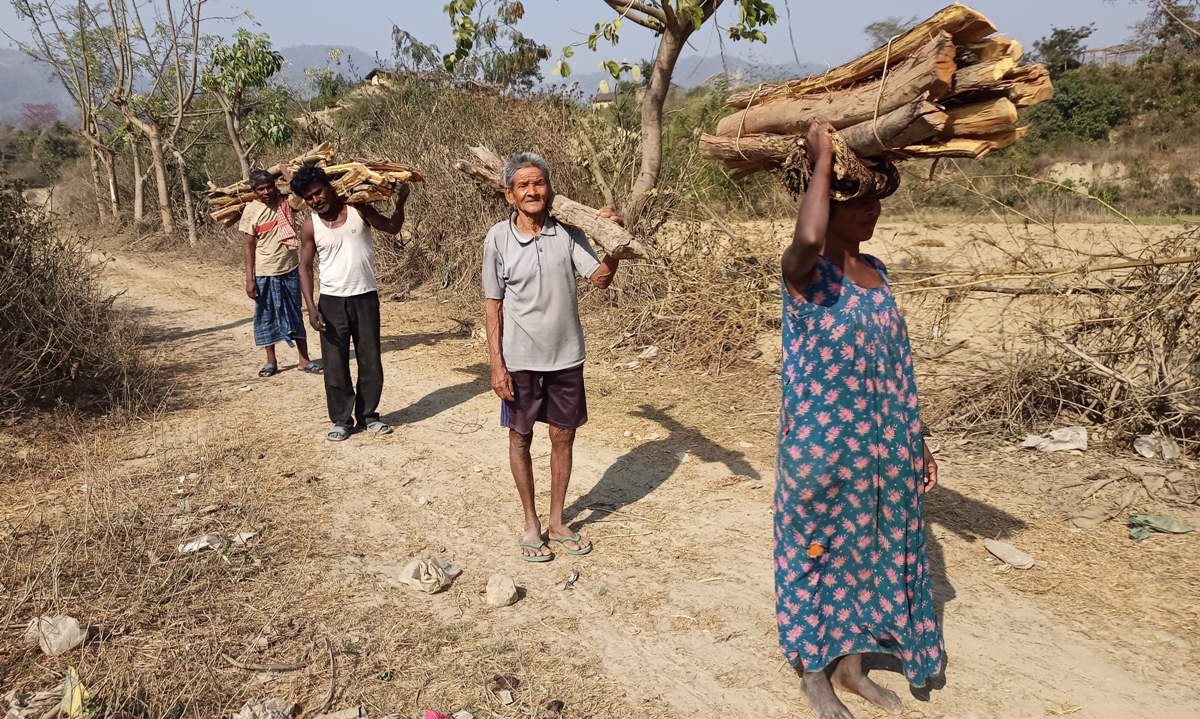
[[500, 364, 588, 435]]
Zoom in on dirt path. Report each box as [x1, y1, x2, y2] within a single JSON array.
[[100, 249, 1200, 719]]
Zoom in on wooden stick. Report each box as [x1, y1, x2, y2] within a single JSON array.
[[951, 58, 1017, 93], [941, 97, 1018, 136], [700, 99, 946, 170], [454, 148, 650, 260], [715, 32, 956, 137], [724, 4, 995, 108], [958, 37, 1023, 64], [218, 650, 307, 672]]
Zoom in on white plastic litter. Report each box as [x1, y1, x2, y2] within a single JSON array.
[[638, 345, 660, 360], [178, 533, 223, 554], [232, 699, 295, 719], [984, 539, 1042, 570], [1021, 426, 1088, 453], [1134, 432, 1181, 460], [398, 558, 462, 594], [23, 615, 87, 656]]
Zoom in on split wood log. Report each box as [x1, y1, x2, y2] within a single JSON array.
[[902, 126, 1029, 159], [951, 58, 1017, 93], [1000, 64, 1054, 108], [724, 4, 995, 108], [957, 37, 1023, 65], [701, 98, 947, 168], [453, 147, 649, 261], [941, 97, 1018, 136], [714, 32, 956, 137]]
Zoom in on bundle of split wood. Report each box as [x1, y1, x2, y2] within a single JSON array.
[[454, 146, 649, 260], [700, 4, 1052, 181], [206, 142, 425, 227]]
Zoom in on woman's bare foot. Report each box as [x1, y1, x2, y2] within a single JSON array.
[[801, 669, 856, 719], [831, 655, 903, 717]]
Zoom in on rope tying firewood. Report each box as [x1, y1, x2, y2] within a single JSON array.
[[779, 130, 901, 201]]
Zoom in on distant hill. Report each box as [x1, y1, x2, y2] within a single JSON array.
[[277, 44, 375, 94], [0, 49, 74, 125]]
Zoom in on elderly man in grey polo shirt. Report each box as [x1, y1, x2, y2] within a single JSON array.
[[483, 152, 622, 562]]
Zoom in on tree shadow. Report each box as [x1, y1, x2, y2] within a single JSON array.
[[861, 485, 1028, 700], [380, 362, 491, 427], [565, 404, 761, 526], [149, 316, 253, 342], [379, 319, 475, 355]]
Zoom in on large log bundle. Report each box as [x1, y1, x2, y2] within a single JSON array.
[[701, 4, 1052, 178], [206, 142, 425, 227], [454, 147, 649, 261]]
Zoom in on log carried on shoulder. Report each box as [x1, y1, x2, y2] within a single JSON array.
[[453, 146, 649, 261], [703, 3, 1052, 178], [206, 142, 424, 227]]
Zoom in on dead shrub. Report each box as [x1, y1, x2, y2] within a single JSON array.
[[0, 178, 155, 414]]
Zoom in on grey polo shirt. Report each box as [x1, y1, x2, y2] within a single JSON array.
[[482, 216, 601, 372]]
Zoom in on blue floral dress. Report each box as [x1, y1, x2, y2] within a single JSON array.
[[774, 254, 944, 685]]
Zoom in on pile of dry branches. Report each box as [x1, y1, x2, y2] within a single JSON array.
[[922, 229, 1200, 448], [700, 4, 1052, 178], [0, 182, 151, 413], [205, 142, 424, 227]]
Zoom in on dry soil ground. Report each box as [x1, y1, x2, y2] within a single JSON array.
[[3, 228, 1200, 719]]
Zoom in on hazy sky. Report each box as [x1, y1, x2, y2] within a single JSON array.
[[1, 0, 1148, 74]]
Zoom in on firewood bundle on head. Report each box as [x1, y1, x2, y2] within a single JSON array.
[[206, 142, 425, 227], [699, 4, 1052, 195]]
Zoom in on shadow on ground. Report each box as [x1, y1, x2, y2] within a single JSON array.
[[382, 363, 491, 427], [566, 404, 761, 526], [860, 485, 1028, 700]]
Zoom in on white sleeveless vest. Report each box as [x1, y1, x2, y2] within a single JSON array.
[[313, 206, 377, 297]]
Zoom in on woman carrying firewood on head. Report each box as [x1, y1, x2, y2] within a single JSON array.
[[775, 121, 943, 719]]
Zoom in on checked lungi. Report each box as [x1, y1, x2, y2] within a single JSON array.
[[253, 267, 307, 347]]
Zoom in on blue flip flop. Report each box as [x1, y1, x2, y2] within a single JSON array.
[[258, 364, 278, 378]]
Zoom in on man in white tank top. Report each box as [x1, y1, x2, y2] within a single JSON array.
[[291, 165, 411, 442]]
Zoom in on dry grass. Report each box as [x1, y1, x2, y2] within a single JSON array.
[[0, 415, 652, 718]]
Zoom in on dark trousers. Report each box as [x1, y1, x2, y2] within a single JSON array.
[[318, 291, 383, 428]]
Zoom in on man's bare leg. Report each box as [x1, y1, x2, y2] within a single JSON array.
[[296, 338, 313, 368], [800, 667, 856, 719], [509, 429, 550, 558], [831, 654, 902, 716], [546, 426, 589, 551], [262, 344, 278, 373]]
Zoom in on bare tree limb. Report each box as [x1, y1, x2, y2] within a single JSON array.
[[601, 0, 666, 31]]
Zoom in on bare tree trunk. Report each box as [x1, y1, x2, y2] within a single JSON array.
[[88, 146, 106, 220], [627, 25, 688, 226], [221, 103, 252, 179], [100, 147, 119, 219], [145, 127, 175, 234], [171, 147, 198, 245], [132, 139, 145, 225]]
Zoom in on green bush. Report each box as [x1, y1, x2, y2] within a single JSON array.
[[1025, 70, 1129, 143]]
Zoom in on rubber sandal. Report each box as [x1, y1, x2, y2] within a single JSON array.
[[326, 425, 350, 442], [365, 420, 392, 435], [549, 533, 592, 556], [258, 364, 278, 378], [302, 362, 324, 375], [519, 538, 554, 562]]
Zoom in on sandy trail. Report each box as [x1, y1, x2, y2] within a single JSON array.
[[100, 247, 1200, 719]]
